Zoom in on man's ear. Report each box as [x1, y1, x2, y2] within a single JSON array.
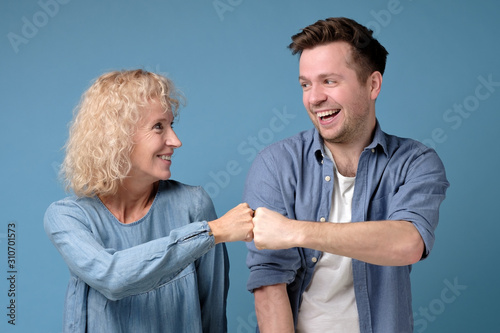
[[369, 71, 383, 100]]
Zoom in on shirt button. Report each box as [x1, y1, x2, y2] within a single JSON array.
[[311, 257, 317, 263], [325, 176, 331, 182], [320, 217, 326, 222], [371, 148, 375, 153]]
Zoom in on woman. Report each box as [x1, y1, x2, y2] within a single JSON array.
[[44, 69, 254, 332]]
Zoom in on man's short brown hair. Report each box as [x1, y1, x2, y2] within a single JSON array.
[[289, 17, 389, 83]]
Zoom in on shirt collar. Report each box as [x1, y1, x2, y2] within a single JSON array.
[[312, 119, 389, 162], [366, 121, 389, 157]]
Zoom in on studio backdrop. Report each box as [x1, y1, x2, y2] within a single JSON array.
[[1, 0, 499, 332]]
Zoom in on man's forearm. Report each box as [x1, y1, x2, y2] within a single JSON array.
[[295, 219, 424, 266], [295, 221, 424, 266], [253, 207, 425, 266], [254, 284, 294, 333]]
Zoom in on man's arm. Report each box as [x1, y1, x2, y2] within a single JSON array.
[[254, 284, 294, 333], [243, 147, 305, 331], [253, 207, 424, 266]]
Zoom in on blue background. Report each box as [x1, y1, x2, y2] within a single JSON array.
[[1, 0, 499, 332]]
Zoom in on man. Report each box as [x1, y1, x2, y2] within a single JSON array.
[[244, 17, 449, 333]]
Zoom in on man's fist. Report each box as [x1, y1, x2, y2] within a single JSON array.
[[253, 207, 295, 250]]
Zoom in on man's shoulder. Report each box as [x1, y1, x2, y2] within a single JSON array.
[[259, 128, 318, 156], [382, 131, 436, 157]]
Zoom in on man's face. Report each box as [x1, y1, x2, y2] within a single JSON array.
[[299, 41, 379, 148]]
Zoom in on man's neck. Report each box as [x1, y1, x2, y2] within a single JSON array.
[[324, 130, 375, 177], [325, 143, 361, 177]]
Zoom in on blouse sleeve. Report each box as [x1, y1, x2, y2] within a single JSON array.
[[44, 197, 216, 301], [194, 188, 230, 332], [196, 243, 229, 332]]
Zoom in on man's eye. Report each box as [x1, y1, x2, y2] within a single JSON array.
[[300, 82, 310, 88], [325, 79, 336, 84]]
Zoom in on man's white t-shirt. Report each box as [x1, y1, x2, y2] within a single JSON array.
[[296, 147, 360, 333]]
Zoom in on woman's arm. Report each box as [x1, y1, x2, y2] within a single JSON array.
[[45, 202, 215, 300]]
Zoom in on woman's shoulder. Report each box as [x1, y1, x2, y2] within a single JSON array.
[[46, 195, 100, 216], [160, 179, 205, 195], [158, 180, 211, 204], [44, 195, 104, 235], [155, 180, 216, 221]]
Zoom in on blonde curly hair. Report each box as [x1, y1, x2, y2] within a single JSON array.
[[61, 69, 184, 197]]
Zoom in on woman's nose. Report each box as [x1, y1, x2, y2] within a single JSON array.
[[166, 129, 182, 148]]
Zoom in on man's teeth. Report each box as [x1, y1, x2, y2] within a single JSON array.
[[159, 155, 171, 161], [317, 110, 340, 118]]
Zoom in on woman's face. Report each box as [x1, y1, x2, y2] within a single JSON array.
[[129, 99, 182, 184]]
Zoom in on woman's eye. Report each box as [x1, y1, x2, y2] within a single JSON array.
[[153, 123, 164, 130]]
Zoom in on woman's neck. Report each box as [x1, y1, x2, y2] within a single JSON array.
[[99, 181, 159, 224]]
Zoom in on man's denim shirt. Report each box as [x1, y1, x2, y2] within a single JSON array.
[[244, 122, 449, 333]]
